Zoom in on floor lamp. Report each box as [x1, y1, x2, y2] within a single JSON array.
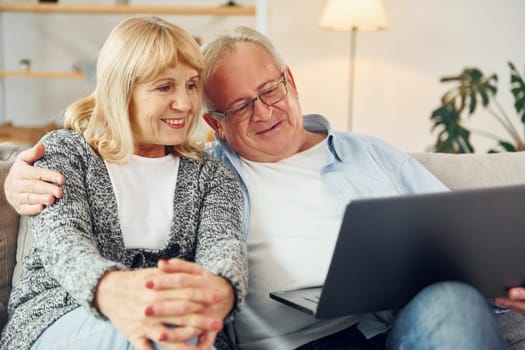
[[320, 0, 389, 131]]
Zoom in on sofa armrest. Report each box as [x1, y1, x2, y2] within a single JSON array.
[[0, 142, 23, 331]]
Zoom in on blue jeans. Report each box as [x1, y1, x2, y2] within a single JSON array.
[[386, 281, 506, 350], [31, 307, 212, 350]]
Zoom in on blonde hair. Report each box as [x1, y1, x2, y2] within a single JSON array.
[[64, 16, 205, 163], [201, 26, 286, 111]]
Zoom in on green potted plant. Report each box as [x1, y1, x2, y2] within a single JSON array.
[[430, 62, 525, 153]]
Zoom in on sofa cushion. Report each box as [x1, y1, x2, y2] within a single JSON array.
[[12, 215, 31, 286], [0, 303, 6, 332], [0, 142, 23, 330]]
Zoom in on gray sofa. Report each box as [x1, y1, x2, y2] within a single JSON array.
[[1, 142, 525, 348]]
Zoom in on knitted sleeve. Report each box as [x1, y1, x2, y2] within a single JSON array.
[[29, 129, 125, 317], [194, 154, 248, 316]]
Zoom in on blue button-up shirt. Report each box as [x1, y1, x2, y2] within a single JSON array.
[[212, 114, 448, 348]]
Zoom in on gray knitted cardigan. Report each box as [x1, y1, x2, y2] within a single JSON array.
[[0, 129, 247, 350]]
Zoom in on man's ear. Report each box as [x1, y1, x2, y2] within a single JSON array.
[[284, 66, 297, 90], [283, 66, 300, 100], [203, 113, 225, 139]]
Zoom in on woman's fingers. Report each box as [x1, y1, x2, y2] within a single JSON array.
[[145, 269, 226, 308], [157, 258, 204, 275], [130, 337, 154, 350], [147, 265, 229, 304], [147, 283, 224, 304], [156, 315, 223, 335], [196, 330, 218, 350], [143, 322, 217, 349], [145, 300, 205, 317], [144, 301, 224, 332], [159, 326, 203, 344], [145, 269, 235, 325], [147, 269, 204, 290]]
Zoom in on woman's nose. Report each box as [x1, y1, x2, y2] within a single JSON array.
[[170, 90, 191, 111]]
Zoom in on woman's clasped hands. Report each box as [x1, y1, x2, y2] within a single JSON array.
[[96, 258, 234, 350]]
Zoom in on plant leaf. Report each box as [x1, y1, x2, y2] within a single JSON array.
[[508, 62, 525, 125], [430, 104, 474, 153], [499, 140, 517, 152], [437, 68, 497, 118], [469, 91, 477, 114]]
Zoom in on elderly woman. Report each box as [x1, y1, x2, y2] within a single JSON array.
[[0, 16, 247, 350]]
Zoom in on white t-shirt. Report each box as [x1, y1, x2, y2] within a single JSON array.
[[236, 140, 354, 349], [105, 154, 180, 249]]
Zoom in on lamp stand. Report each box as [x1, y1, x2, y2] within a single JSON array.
[[348, 27, 357, 131]]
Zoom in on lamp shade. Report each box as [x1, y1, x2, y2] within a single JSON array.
[[320, 0, 389, 32]]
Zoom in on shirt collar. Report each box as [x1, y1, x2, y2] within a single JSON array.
[[303, 114, 343, 163]]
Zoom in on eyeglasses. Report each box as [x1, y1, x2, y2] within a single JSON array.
[[209, 72, 288, 124]]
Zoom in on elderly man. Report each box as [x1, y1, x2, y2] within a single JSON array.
[[5, 26, 524, 350]]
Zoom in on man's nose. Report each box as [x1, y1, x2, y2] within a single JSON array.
[[250, 98, 272, 122]]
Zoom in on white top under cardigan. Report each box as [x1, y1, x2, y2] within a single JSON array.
[[105, 155, 180, 249]]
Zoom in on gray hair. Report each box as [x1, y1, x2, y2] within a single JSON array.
[[201, 26, 286, 111]]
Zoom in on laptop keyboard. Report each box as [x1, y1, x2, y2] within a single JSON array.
[[304, 294, 321, 304]]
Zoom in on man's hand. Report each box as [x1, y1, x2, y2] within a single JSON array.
[[96, 267, 224, 350], [4, 143, 64, 215], [495, 287, 525, 314]]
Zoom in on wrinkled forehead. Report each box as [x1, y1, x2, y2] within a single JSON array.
[[219, 43, 280, 76], [207, 43, 282, 104]]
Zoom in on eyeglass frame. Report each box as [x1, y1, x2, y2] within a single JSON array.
[[208, 72, 288, 124]]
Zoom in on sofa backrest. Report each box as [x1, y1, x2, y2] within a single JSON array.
[[412, 151, 525, 190], [1, 145, 525, 332]]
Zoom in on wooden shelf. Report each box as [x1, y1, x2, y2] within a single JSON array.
[[0, 70, 85, 79], [0, 3, 256, 16]]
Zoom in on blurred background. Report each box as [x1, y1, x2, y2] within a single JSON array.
[[1, 0, 524, 152]]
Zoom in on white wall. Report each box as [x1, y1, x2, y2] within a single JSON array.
[[268, 0, 525, 152], [0, 0, 259, 133], [2, 0, 525, 152]]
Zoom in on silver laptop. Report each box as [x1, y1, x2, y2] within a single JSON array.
[[270, 184, 525, 318]]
